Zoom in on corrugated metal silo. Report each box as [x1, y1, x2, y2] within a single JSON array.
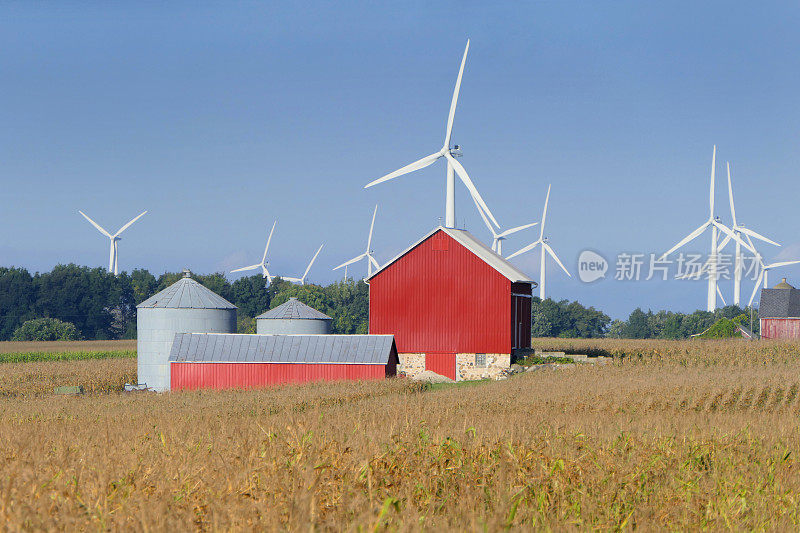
[[136, 270, 237, 391], [256, 297, 332, 334]]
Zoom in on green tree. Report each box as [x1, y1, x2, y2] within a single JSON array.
[[12, 318, 80, 341], [622, 308, 653, 339], [0, 267, 37, 340]]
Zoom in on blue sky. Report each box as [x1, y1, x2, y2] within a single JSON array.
[[2, 2, 800, 318]]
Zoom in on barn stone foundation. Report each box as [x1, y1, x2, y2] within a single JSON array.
[[456, 353, 510, 381], [397, 353, 510, 381], [397, 354, 426, 379]]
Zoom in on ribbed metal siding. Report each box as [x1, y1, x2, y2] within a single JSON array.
[[170, 362, 388, 390], [369, 230, 512, 354]]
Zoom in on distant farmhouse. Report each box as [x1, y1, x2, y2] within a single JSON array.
[[368, 227, 536, 381], [759, 278, 800, 339]]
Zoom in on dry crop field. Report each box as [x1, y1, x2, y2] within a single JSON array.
[[1, 339, 800, 530], [0, 340, 136, 354]]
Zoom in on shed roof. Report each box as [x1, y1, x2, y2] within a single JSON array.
[[168, 333, 396, 364], [256, 298, 332, 320], [137, 277, 237, 310], [367, 226, 535, 284], [758, 287, 800, 318]]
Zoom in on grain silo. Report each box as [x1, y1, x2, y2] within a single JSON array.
[[256, 297, 333, 334], [136, 270, 237, 391]]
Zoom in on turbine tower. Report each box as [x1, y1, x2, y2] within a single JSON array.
[[333, 205, 380, 279], [285, 244, 324, 285], [659, 146, 749, 311], [231, 221, 278, 285], [364, 39, 499, 230], [471, 195, 537, 255], [78, 210, 147, 276], [506, 185, 571, 299]]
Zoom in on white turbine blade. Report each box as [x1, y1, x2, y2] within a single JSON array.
[[716, 232, 733, 253], [470, 192, 495, 235], [263, 220, 277, 264], [333, 253, 366, 271], [660, 221, 710, 261], [497, 222, 538, 238], [444, 39, 469, 148], [78, 211, 113, 238], [446, 152, 500, 228], [231, 263, 262, 273], [114, 210, 147, 237], [540, 185, 551, 240], [302, 244, 324, 280], [713, 220, 754, 254], [368, 254, 380, 271], [765, 260, 800, 270], [365, 151, 442, 188], [716, 285, 727, 306], [366, 205, 378, 252], [543, 242, 571, 277], [709, 145, 716, 217], [727, 161, 737, 227], [748, 269, 765, 307], [738, 227, 780, 247], [283, 277, 302, 283], [744, 233, 758, 255], [506, 239, 542, 260], [262, 265, 271, 280]]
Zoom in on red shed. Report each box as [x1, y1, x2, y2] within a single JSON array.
[[169, 333, 398, 390], [368, 226, 535, 381], [758, 278, 800, 340]]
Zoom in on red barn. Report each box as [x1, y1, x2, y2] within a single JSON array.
[[368, 226, 536, 381], [759, 278, 800, 340]]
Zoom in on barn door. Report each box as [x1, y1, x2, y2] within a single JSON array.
[[425, 353, 456, 380]]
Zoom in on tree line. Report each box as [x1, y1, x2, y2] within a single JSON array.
[[0, 264, 756, 341], [0, 265, 368, 341]]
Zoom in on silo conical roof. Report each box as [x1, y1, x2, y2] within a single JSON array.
[[256, 297, 332, 320], [137, 275, 237, 309], [774, 278, 795, 290]]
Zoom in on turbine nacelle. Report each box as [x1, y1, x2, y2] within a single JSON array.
[[449, 145, 463, 158]]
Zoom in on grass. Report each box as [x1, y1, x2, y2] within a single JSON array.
[[1, 338, 800, 529], [0, 339, 136, 353], [0, 340, 136, 364]]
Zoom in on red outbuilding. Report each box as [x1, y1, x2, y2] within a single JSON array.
[[368, 226, 536, 381], [169, 333, 398, 390]]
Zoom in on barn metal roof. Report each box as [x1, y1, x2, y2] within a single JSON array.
[[758, 287, 800, 318], [367, 226, 535, 284], [168, 333, 396, 364], [256, 298, 332, 321], [137, 277, 237, 310]]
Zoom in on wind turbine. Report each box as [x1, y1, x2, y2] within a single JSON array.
[[716, 162, 779, 306], [285, 244, 324, 285], [747, 256, 800, 307], [364, 39, 499, 230], [471, 195, 537, 255], [506, 185, 571, 299], [231, 221, 277, 285], [659, 146, 750, 312], [333, 205, 380, 279], [78, 210, 147, 275]]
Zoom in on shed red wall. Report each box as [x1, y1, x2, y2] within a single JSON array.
[[171, 362, 391, 390], [760, 318, 800, 340], [369, 230, 520, 354]]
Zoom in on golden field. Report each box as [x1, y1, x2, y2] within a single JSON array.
[[0, 338, 799, 530]]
